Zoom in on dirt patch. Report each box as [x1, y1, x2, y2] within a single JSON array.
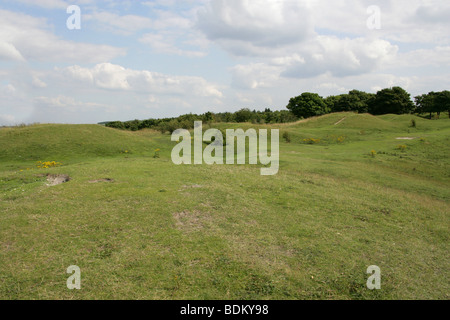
[[396, 137, 417, 140], [88, 178, 115, 183], [173, 210, 211, 232], [46, 174, 71, 186]]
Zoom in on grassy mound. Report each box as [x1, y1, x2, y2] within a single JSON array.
[[0, 114, 448, 299], [0, 124, 160, 162]]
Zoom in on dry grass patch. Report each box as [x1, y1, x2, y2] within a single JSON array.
[[173, 210, 213, 232]]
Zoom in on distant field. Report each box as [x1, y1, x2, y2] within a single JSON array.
[[0, 112, 449, 299]]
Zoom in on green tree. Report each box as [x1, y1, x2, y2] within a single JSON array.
[[369, 87, 415, 115], [234, 108, 253, 123], [344, 90, 374, 113], [434, 91, 450, 119], [324, 95, 342, 112], [286, 93, 329, 119], [125, 119, 141, 131], [202, 112, 215, 123], [414, 92, 436, 119]]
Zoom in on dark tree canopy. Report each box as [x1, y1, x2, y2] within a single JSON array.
[[327, 90, 375, 114], [369, 87, 415, 115], [415, 90, 450, 118], [414, 92, 436, 116], [434, 91, 450, 118], [286, 92, 329, 119]]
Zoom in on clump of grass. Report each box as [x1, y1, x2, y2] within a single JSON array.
[[329, 135, 346, 144], [410, 119, 416, 128], [397, 145, 407, 151], [282, 131, 291, 143]]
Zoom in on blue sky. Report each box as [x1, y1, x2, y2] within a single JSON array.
[[1, 0, 449, 125]]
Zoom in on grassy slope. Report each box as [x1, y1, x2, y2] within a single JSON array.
[[0, 113, 448, 300]]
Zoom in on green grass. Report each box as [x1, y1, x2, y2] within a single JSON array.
[[0, 113, 449, 300]]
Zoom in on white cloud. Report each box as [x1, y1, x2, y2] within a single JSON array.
[[30, 94, 116, 124], [390, 46, 450, 68], [2, 84, 17, 94], [196, 0, 399, 81], [139, 32, 207, 57], [316, 82, 347, 93], [197, 0, 448, 83], [0, 9, 126, 63], [230, 63, 281, 89], [60, 62, 223, 97], [84, 11, 154, 34], [14, 0, 69, 9], [34, 95, 112, 112], [282, 37, 398, 78], [152, 10, 192, 30], [13, 0, 96, 9], [32, 76, 48, 88], [0, 42, 25, 62], [197, 0, 312, 55]]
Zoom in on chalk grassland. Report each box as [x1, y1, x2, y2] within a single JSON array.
[[0, 113, 448, 299]]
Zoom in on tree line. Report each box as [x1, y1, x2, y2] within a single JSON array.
[[104, 87, 450, 133], [287, 87, 450, 119], [105, 109, 298, 133]]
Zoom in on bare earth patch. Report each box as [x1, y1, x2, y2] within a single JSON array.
[[396, 137, 417, 140], [46, 174, 71, 186]]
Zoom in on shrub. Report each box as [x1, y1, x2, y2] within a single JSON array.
[[282, 131, 291, 143]]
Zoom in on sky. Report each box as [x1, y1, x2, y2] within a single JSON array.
[[0, 0, 449, 125]]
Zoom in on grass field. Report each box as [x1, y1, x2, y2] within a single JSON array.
[[0, 112, 448, 300]]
